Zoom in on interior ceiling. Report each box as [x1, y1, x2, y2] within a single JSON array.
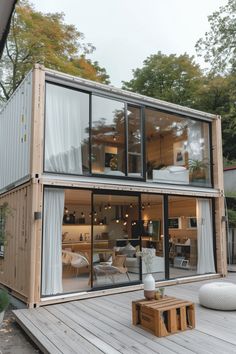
[[64, 189, 193, 205], [0, 0, 17, 58]]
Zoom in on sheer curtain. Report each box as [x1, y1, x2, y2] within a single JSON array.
[[42, 188, 64, 295], [196, 199, 215, 274], [45, 84, 83, 174]]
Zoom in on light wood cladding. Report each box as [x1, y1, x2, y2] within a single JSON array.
[[0, 184, 32, 300], [214, 196, 227, 275], [30, 64, 45, 177], [211, 116, 224, 191]]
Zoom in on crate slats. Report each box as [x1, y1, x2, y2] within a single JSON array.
[[132, 296, 195, 337]]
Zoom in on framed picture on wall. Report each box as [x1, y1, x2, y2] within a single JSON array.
[[173, 142, 185, 166], [168, 217, 180, 229], [187, 217, 197, 229], [151, 220, 161, 240]]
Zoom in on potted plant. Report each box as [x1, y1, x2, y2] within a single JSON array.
[[0, 289, 9, 325], [188, 159, 208, 182]]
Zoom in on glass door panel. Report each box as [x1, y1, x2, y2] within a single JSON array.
[[92, 193, 140, 288], [168, 196, 198, 279], [61, 189, 92, 293], [140, 194, 165, 281]]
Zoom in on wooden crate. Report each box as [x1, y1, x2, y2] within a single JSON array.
[[132, 296, 195, 337]]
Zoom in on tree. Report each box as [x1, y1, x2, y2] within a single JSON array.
[[122, 52, 203, 107], [192, 74, 236, 160], [196, 0, 236, 74], [0, 0, 109, 103]]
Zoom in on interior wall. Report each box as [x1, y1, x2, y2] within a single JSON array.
[[146, 131, 188, 167]]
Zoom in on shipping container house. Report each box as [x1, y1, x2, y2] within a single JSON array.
[[0, 65, 227, 307]]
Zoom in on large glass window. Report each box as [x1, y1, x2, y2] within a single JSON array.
[[128, 105, 142, 177], [168, 196, 215, 279], [45, 83, 89, 174], [91, 96, 126, 176], [145, 108, 212, 187]]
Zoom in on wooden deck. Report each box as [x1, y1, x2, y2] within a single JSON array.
[[14, 274, 236, 354]]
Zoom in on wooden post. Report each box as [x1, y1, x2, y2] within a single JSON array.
[[28, 65, 45, 307]]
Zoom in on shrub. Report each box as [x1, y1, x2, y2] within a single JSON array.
[[0, 289, 9, 312]]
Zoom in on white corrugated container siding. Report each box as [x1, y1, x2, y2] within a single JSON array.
[[0, 71, 32, 192]]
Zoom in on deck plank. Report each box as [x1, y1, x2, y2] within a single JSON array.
[[13, 274, 236, 354], [13, 309, 62, 354]]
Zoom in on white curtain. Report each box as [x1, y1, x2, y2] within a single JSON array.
[[196, 199, 215, 274], [42, 188, 64, 295], [45, 84, 83, 174]]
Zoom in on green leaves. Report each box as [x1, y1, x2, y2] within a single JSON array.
[[195, 0, 236, 74], [0, 0, 109, 103], [122, 52, 203, 108], [0, 289, 9, 313]]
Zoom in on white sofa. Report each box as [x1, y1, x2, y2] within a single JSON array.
[[153, 166, 189, 184], [126, 255, 164, 274]]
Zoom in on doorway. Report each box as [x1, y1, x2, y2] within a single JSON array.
[[92, 192, 141, 288]]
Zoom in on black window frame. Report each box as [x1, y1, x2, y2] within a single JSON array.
[[43, 81, 213, 189]]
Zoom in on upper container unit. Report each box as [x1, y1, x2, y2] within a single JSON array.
[[0, 64, 223, 194], [0, 71, 33, 192]]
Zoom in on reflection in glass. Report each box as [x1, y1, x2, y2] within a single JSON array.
[[92, 194, 140, 288], [145, 108, 211, 187], [91, 96, 125, 175], [128, 105, 142, 177], [45, 83, 89, 174]]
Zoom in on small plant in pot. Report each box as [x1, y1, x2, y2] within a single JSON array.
[[188, 159, 208, 182], [0, 289, 9, 325]]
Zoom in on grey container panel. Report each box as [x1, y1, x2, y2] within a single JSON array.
[[0, 71, 32, 191]]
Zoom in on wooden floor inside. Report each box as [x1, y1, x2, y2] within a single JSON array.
[[14, 274, 236, 354]]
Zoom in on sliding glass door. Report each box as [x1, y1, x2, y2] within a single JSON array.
[[42, 187, 216, 297], [92, 192, 141, 288]]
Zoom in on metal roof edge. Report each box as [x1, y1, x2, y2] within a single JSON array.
[[44, 67, 218, 122]]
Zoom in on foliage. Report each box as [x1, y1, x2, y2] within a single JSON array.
[[0, 289, 9, 313], [0, 203, 11, 248], [188, 159, 208, 173], [196, 0, 236, 74], [223, 157, 236, 168], [227, 208, 236, 228], [122, 51, 203, 107], [0, 0, 109, 103], [195, 0, 236, 161]]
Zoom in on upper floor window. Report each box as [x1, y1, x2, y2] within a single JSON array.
[[44, 83, 212, 188], [127, 105, 142, 177], [91, 96, 126, 176], [45, 83, 90, 174], [145, 108, 211, 187]]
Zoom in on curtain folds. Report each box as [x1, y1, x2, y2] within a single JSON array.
[[45, 84, 82, 174], [42, 188, 64, 295], [197, 198, 215, 274]]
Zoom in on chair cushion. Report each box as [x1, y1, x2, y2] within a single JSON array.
[[120, 243, 136, 257]]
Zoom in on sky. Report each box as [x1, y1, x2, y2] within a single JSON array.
[[31, 0, 228, 87]]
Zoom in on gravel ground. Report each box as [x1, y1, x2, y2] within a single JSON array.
[[0, 305, 41, 354]]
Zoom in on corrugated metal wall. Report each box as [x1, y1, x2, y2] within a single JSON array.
[[0, 71, 32, 192]]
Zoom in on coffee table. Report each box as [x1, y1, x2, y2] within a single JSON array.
[[132, 296, 195, 337]]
